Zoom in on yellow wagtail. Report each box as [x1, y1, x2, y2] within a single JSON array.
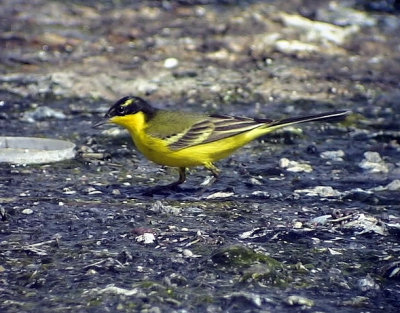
[[95, 96, 349, 190]]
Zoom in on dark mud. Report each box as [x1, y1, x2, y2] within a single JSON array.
[[1, 1, 400, 312]]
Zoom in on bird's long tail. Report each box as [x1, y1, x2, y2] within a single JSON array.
[[262, 110, 350, 130]]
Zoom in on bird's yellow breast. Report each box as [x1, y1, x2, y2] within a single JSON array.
[[110, 112, 171, 162]]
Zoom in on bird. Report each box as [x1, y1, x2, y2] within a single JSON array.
[[95, 96, 349, 192]]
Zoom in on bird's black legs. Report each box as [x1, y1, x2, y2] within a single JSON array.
[[176, 167, 187, 186]]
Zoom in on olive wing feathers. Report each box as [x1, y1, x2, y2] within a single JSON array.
[[149, 113, 267, 151]]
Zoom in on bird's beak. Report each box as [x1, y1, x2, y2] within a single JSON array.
[[92, 117, 109, 128]]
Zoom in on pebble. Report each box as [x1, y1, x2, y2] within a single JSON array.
[[372, 179, 400, 192], [150, 200, 181, 215], [86, 187, 102, 195], [357, 275, 380, 291], [320, 150, 345, 161], [295, 186, 341, 197], [359, 151, 389, 173], [310, 215, 332, 225], [280, 13, 359, 45], [286, 295, 314, 307], [136, 232, 156, 244], [385, 179, 400, 191], [206, 192, 234, 199], [316, 3, 377, 27], [164, 57, 179, 69], [279, 158, 313, 173], [94, 285, 138, 296], [22, 208, 33, 215], [293, 221, 303, 229], [182, 249, 194, 258], [343, 213, 388, 236], [112, 189, 121, 195], [248, 177, 263, 186], [251, 191, 270, 198], [328, 248, 342, 255], [63, 188, 76, 195], [21, 106, 66, 123], [274, 40, 319, 54]]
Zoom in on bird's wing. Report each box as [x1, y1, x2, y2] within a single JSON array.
[[146, 111, 213, 146], [167, 115, 268, 151], [147, 109, 349, 151]]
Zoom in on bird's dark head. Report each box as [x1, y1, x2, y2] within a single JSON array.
[[105, 96, 157, 119], [93, 96, 157, 128]]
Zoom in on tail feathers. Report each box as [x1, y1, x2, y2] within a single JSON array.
[[263, 110, 350, 129]]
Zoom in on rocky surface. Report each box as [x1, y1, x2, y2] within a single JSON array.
[[1, 1, 400, 312]]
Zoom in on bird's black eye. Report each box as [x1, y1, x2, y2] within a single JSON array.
[[116, 106, 126, 115]]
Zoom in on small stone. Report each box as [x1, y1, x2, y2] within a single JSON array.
[[286, 295, 314, 307], [182, 249, 194, 257], [87, 187, 102, 195], [150, 200, 181, 215], [63, 188, 76, 195], [320, 150, 345, 161], [136, 233, 156, 244], [206, 192, 234, 199], [94, 285, 138, 296], [164, 57, 179, 69], [359, 151, 389, 173], [357, 275, 380, 291], [295, 186, 341, 197], [279, 158, 313, 173], [21, 106, 66, 123], [364, 151, 382, 163], [22, 208, 33, 215], [248, 177, 263, 185], [112, 189, 121, 195], [293, 221, 303, 229], [86, 268, 98, 276], [251, 191, 270, 198], [385, 179, 400, 191], [316, 3, 377, 27], [328, 248, 342, 255], [275, 39, 319, 54], [343, 213, 388, 236], [310, 215, 332, 225], [280, 12, 359, 45]]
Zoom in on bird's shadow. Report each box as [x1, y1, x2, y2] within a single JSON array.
[[98, 183, 212, 200]]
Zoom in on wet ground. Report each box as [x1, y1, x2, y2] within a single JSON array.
[[1, 0, 400, 312]]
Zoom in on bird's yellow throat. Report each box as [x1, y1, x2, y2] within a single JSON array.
[[110, 111, 147, 135]]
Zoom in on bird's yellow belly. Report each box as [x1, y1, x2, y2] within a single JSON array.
[[132, 132, 253, 168]]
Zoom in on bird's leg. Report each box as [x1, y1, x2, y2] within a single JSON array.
[[171, 167, 187, 187], [143, 167, 186, 195]]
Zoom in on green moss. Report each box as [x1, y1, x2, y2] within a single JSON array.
[[211, 245, 282, 268]]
